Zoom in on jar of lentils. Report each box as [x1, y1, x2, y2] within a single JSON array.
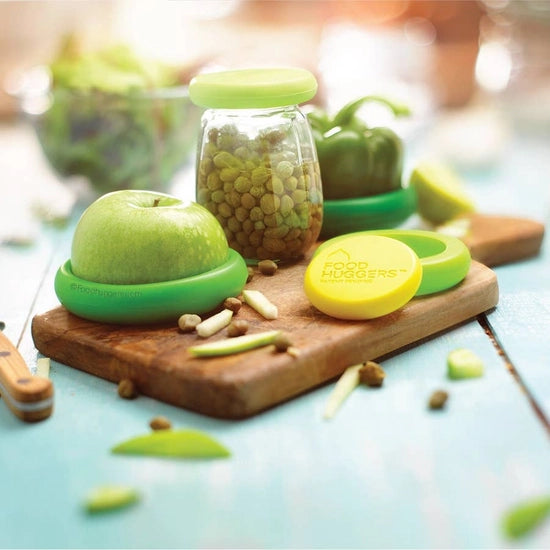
[[189, 68, 323, 263]]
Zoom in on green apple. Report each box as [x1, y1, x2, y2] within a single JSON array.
[[71, 190, 229, 284]]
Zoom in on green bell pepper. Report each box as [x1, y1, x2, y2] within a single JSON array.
[[308, 96, 410, 200]]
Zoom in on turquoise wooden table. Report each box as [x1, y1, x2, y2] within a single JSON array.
[[1, 115, 549, 549]]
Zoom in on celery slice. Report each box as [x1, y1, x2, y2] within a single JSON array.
[[35, 357, 51, 379], [196, 309, 233, 338], [242, 289, 278, 319], [323, 363, 362, 420]]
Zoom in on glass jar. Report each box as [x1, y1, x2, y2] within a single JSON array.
[[189, 68, 323, 263]]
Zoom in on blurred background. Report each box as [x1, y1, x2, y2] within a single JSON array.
[[2, 0, 550, 122], [1, 0, 550, 241]]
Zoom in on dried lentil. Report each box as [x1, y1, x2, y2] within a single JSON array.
[[428, 390, 449, 410], [227, 319, 249, 337], [149, 416, 172, 431], [118, 379, 138, 399], [223, 297, 242, 314], [358, 361, 385, 387], [178, 313, 202, 333], [273, 332, 293, 352], [258, 259, 278, 276]]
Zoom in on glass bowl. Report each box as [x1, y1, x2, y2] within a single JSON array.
[[19, 73, 202, 194]]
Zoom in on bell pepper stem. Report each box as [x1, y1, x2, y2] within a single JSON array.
[[332, 95, 410, 127]]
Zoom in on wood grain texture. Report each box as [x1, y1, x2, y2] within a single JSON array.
[[31, 259, 498, 419], [461, 214, 545, 266]]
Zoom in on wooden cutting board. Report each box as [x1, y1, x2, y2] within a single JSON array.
[[459, 214, 545, 267], [31, 258, 498, 419]]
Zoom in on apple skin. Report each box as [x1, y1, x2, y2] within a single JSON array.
[[71, 190, 229, 284]]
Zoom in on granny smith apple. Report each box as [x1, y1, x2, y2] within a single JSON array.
[[71, 190, 229, 284]]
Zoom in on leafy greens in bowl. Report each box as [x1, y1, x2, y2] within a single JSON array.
[[21, 41, 202, 194]]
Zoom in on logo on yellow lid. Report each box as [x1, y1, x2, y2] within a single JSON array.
[[304, 235, 422, 320]]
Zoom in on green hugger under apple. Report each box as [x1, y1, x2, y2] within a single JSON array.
[[55, 190, 249, 324]]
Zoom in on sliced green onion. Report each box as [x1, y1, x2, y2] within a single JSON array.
[[189, 330, 281, 357]]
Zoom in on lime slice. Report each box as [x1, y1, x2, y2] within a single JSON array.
[[409, 161, 475, 224]]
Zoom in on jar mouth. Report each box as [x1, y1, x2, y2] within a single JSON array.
[[201, 107, 304, 123]]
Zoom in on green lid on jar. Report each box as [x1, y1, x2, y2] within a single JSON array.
[[189, 67, 317, 109]]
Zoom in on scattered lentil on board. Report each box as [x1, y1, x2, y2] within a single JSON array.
[[223, 296, 242, 314], [178, 313, 202, 333], [227, 319, 249, 337], [273, 332, 293, 352], [258, 259, 278, 275]]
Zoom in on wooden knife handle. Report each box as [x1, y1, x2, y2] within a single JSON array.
[[0, 331, 53, 422]]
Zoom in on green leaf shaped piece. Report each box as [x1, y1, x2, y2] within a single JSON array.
[[111, 429, 230, 459], [502, 495, 550, 539], [85, 485, 139, 514]]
